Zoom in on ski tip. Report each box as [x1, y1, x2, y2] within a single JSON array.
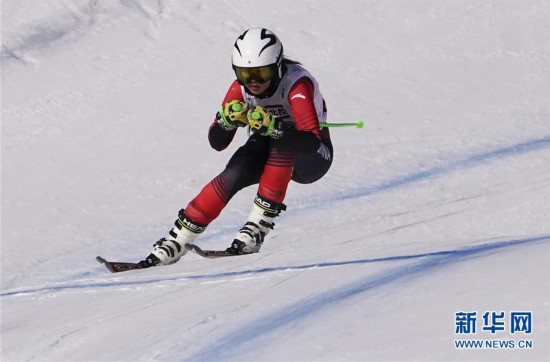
[[96, 256, 142, 273]]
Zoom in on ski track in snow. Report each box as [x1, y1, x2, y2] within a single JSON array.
[[2, 234, 548, 299], [2, 235, 547, 359]]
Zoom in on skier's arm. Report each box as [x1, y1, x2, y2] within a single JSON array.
[[208, 80, 245, 151], [277, 77, 322, 153]]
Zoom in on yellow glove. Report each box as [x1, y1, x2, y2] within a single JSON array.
[[247, 105, 283, 139], [217, 100, 249, 130]]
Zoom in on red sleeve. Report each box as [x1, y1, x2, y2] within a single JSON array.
[[288, 77, 321, 140], [221, 80, 245, 104], [208, 80, 244, 151]]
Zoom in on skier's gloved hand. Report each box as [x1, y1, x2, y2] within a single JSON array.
[[217, 100, 249, 131], [247, 105, 283, 139]]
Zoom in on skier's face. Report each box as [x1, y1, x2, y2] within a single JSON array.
[[245, 79, 272, 95]]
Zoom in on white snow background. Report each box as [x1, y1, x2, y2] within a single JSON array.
[[1, 0, 549, 361]]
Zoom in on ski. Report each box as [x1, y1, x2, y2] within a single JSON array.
[[96, 256, 142, 273], [97, 244, 240, 273], [185, 243, 240, 258]]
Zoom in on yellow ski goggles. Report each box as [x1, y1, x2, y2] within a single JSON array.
[[234, 65, 276, 84]]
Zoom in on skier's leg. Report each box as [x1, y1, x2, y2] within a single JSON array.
[[141, 135, 268, 266], [228, 146, 295, 254], [185, 134, 269, 224], [291, 141, 333, 184]]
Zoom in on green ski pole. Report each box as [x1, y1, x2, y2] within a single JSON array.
[[320, 120, 364, 129]]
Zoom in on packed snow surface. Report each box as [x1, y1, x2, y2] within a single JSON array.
[[1, 0, 549, 361]]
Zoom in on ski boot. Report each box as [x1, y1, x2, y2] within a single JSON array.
[[139, 209, 206, 267], [226, 194, 286, 255]]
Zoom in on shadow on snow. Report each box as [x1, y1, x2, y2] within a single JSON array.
[[187, 234, 550, 361]]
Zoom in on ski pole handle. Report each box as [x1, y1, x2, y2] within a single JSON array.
[[320, 120, 364, 129]]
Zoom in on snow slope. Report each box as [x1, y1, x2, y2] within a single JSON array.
[[1, 0, 549, 361]]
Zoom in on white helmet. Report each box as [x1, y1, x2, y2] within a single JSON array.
[[232, 28, 283, 77]]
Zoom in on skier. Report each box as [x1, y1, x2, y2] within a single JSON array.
[[140, 27, 333, 267]]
